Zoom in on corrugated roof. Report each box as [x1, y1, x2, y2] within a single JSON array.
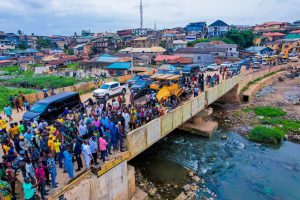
[[264, 32, 286, 37], [155, 55, 180, 62], [106, 62, 131, 70], [96, 54, 120, 63], [174, 47, 226, 54], [290, 30, 300, 34], [285, 34, 300, 39]]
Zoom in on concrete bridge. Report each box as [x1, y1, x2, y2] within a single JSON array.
[[50, 64, 291, 200]]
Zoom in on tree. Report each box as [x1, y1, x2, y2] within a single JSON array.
[[67, 49, 74, 55], [17, 30, 23, 36], [18, 41, 28, 50], [225, 30, 255, 49]]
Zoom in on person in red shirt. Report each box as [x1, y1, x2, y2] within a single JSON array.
[[35, 162, 47, 200]]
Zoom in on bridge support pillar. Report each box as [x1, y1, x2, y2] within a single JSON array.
[[179, 108, 218, 137]]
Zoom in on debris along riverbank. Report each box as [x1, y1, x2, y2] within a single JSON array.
[[211, 77, 300, 144]]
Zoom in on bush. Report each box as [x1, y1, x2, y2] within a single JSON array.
[[0, 87, 36, 110], [254, 106, 286, 117], [262, 118, 300, 134], [248, 126, 285, 144], [7, 75, 80, 89]]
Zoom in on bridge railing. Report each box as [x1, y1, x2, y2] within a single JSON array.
[[126, 75, 240, 159]]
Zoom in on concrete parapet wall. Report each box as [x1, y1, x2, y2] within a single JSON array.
[[54, 161, 130, 200]]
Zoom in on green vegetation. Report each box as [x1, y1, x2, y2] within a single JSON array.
[[241, 72, 276, 92], [187, 30, 256, 48], [0, 87, 36, 109], [0, 65, 34, 76], [37, 38, 57, 49], [262, 118, 300, 134], [225, 30, 256, 49], [28, 63, 44, 68], [66, 62, 80, 70], [254, 106, 286, 117], [187, 38, 235, 47], [6, 75, 80, 89], [248, 126, 285, 145]]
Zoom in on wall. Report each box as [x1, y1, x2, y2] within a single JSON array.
[[55, 161, 132, 200]]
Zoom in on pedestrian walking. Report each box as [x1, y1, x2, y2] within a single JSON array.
[[82, 140, 92, 169], [63, 147, 74, 179], [46, 153, 57, 189]]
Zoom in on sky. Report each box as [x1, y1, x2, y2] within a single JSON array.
[[0, 0, 299, 35]]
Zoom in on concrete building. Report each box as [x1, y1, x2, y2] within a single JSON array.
[[185, 22, 207, 34], [263, 32, 286, 41], [254, 21, 290, 33], [208, 20, 230, 37], [173, 47, 226, 64], [172, 40, 188, 49], [131, 35, 160, 48]]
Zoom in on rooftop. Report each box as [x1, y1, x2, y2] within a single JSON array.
[[209, 20, 229, 27], [119, 47, 166, 53], [174, 47, 226, 54], [263, 32, 286, 37], [105, 62, 131, 70]]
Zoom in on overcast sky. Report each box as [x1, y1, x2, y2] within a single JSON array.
[[0, 0, 299, 35]]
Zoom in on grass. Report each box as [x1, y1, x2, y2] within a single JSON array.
[[0, 65, 34, 76], [248, 126, 285, 144], [66, 62, 80, 70], [254, 106, 286, 117], [0, 87, 36, 110], [262, 118, 300, 134], [6, 75, 81, 89]]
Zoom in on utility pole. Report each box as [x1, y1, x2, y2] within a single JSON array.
[[154, 20, 156, 31], [140, 0, 143, 29]]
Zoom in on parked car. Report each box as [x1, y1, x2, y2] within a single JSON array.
[[133, 88, 156, 100], [127, 75, 150, 87], [93, 82, 128, 100], [252, 62, 261, 69], [23, 92, 81, 123], [182, 64, 205, 74], [207, 63, 219, 71], [130, 78, 154, 93], [220, 62, 233, 69]]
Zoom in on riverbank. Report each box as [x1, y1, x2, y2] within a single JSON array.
[[211, 75, 300, 143]]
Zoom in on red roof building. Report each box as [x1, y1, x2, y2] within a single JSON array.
[[263, 32, 286, 41], [154, 55, 180, 62], [167, 57, 193, 64], [290, 30, 300, 34]]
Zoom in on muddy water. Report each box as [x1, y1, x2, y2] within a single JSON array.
[[129, 130, 300, 200]]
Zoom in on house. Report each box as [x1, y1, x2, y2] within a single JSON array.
[[154, 55, 180, 64], [0, 43, 16, 51], [254, 22, 290, 33], [244, 46, 273, 55], [208, 20, 230, 37], [56, 41, 68, 49], [132, 35, 161, 48], [105, 62, 131, 76], [167, 57, 193, 67], [263, 32, 286, 41], [0, 59, 16, 67], [89, 34, 122, 54], [96, 54, 120, 63], [117, 29, 133, 36], [173, 47, 226, 64], [73, 43, 86, 55], [119, 47, 166, 55], [194, 42, 239, 58], [172, 40, 187, 49], [266, 39, 300, 56], [185, 22, 206, 34]]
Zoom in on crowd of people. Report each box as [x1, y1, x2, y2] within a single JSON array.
[[0, 69, 236, 200]]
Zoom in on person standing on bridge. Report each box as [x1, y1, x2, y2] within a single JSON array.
[[82, 140, 92, 169], [63, 146, 74, 179]]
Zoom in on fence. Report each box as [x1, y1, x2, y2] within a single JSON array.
[[126, 75, 240, 159], [24, 75, 132, 103]]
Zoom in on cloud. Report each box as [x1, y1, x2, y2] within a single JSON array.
[[0, 0, 299, 35]]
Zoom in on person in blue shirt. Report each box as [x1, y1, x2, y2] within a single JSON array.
[[24, 129, 34, 144], [108, 119, 118, 150], [63, 146, 74, 179]]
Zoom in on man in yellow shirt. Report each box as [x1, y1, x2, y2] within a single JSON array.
[[8, 123, 19, 139], [0, 116, 7, 133], [47, 136, 55, 152], [53, 139, 63, 168]]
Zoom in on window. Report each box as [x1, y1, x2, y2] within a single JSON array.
[[111, 83, 119, 89], [197, 56, 201, 60], [229, 48, 232, 51]]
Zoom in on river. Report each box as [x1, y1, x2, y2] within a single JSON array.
[[130, 130, 300, 200]]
